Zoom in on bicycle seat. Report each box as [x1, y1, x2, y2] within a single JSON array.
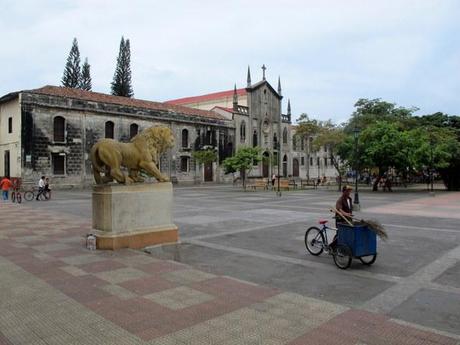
[[318, 219, 328, 225]]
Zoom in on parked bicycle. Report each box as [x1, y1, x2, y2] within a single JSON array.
[[10, 178, 22, 204], [11, 186, 22, 203]]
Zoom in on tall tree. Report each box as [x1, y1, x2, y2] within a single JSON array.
[[223, 147, 262, 189], [61, 38, 81, 88], [345, 98, 418, 133], [111, 36, 134, 97], [80, 58, 92, 91], [311, 123, 346, 191]]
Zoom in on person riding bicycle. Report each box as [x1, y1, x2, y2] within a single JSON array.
[[36, 176, 46, 201], [330, 185, 353, 251], [335, 185, 353, 224]]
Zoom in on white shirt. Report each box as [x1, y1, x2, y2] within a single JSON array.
[[38, 178, 45, 188]]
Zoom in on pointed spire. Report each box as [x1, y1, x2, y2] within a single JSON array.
[[233, 84, 238, 111], [287, 99, 291, 115], [261, 64, 266, 80], [247, 65, 251, 87], [277, 76, 282, 96]]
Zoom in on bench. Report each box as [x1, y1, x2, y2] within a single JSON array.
[[300, 179, 317, 189], [274, 179, 290, 191], [289, 179, 299, 189], [246, 178, 268, 191]]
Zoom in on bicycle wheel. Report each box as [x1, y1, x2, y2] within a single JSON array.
[[305, 226, 325, 256], [17, 192, 22, 204], [11, 192, 16, 203], [333, 244, 352, 269], [24, 191, 34, 201], [359, 254, 377, 265]]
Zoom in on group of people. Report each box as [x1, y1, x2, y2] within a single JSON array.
[[37, 176, 51, 200], [0, 175, 51, 201]]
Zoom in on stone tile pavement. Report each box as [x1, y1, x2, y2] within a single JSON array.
[[0, 202, 459, 344]]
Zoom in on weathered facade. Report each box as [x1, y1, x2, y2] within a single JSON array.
[[0, 68, 338, 187], [167, 67, 338, 180], [0, 86, 233, 187]]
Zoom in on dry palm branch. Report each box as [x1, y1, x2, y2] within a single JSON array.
[[330, 208, 388, 241]]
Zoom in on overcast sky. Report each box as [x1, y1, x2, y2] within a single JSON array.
[[1, 0, 459, 123]]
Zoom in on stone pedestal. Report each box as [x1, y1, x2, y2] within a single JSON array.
[[92, 183, 178, 250]]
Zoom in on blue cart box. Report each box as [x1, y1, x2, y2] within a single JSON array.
[[337, 223, 376, 257]]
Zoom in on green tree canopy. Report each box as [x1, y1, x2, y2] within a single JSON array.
[[62, 38, 81, 88], [345, 98, 418, 132], [111, 36, 134, 97], [223, 147, 262, 188], [192, 149, 217, 165]]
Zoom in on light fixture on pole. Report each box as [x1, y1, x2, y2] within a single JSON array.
[[353, 127, 360, 207]]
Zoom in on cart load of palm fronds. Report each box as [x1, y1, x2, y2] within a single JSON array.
[[354, 219, 388, 241]]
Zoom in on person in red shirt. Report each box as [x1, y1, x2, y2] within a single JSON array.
[[0, 176, 13, 200]]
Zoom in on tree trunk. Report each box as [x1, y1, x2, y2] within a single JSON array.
[[331, 154, 342, 192]]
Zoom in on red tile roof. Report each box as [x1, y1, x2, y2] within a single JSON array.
[[25, 85, 226, 121], [212, 106, 234, 112], [166, 88, 247, 105]]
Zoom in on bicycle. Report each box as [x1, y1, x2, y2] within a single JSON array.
[[305, 218, 377, 269], [305, 219, 352, 269], [10, 178, 22, 204], [23, 187, 51, 201], [11, 186, 22, 203]]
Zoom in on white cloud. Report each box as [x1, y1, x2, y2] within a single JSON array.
[[1, 0, 458, 122]]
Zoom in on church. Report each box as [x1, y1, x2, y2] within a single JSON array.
[[0, 66, 336, 188]]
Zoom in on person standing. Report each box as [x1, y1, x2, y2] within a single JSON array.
[[0, 176, 12, 200], [36, 176, 45, 200], [271, 173, 276, 188]]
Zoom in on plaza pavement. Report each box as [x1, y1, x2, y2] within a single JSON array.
[[1, 185, 459, 344]]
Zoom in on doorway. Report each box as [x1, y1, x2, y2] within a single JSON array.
[[293, 158, 299, 177], [204, 162, 213, 182], [262, 151, 269, 178]]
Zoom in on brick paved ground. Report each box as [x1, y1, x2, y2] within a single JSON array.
[[1, 198, 459, 344]]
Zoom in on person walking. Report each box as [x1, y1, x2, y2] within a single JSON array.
[[0, 176, 12, 200], [36, 176, 45, 201]]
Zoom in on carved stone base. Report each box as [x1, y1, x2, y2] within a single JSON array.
[[92, 182, 179, 250]]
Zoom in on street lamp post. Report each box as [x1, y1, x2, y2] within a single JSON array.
[[276, 142, 281, 197], [429, 133, 434, 192], [353, 127, 360, 207]]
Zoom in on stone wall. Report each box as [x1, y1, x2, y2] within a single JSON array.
[[19, 92, 234, 188]]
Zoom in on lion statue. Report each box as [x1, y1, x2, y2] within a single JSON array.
[[90, 126, 175, 184]]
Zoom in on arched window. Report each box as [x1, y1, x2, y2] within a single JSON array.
[[292, 136, 297, 151], [240, 121, 246, 142], [53, 116, 65, 142], [105, 121, 114, 139], [273, 133, 278, 149], [182, 129, 189, 148], [130, 123, 138, 139], [301, 137, 304, 151], [252, 130, 258, 147], [283, 128, 288, 144]]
